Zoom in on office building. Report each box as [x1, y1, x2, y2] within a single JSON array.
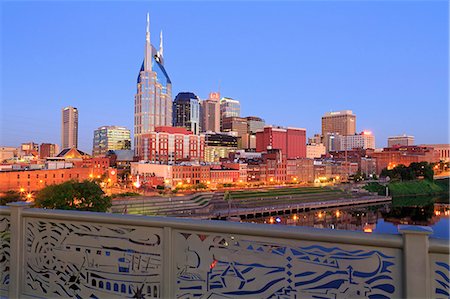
[[200, 92, 220, 133], [173, 92, 201, 135], [256, 126, 306, 159], [61, 106, 78, 149], [220, 97, 240, 129], [138, 126, 204, 164], [321, 110, 356, 138], [92, 126, 131, 157], [388, 135, 415, 147], [204, 132, 238, 162], [336, 131, 375, 151], [135, 14, 172, 159], [39, 143, 59, 159]]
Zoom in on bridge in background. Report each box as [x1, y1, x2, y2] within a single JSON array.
[[0, 202, 448, 299]]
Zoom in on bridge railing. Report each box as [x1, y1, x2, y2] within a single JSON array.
[[0, 202, 448, 299]]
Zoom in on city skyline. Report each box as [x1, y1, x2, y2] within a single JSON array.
[[1, 1, 448, 152]]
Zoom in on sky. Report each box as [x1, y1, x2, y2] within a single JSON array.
[[1, 1, 448, 152]]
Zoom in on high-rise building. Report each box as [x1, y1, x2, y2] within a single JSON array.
[[256, 126, 306, 159], [200, 92, 220, 133], [220, 97, 240, 130], [173, 92, 201, 135], [388, 135, 415, 147], [39, 143, 59, 159], [336, 131, 375, 151], [92, 126, 131, 157], [135, 13, 172, 159], [61, 106, 78, 149], [321, 110, 356, 138]]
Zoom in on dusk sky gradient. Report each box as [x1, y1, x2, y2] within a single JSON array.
[[1, 1, 448, 152]]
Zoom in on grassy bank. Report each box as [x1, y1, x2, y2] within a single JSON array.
[[388, 180, 448, 197], [364, 178, 449, 198]]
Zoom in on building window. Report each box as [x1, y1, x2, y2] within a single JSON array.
[[17, 174, 20, 179]]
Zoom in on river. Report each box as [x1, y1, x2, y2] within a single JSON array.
[[241, 195, 450, 239]]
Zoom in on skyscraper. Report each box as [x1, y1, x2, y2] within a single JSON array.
[[134, 13, 172, 159], [220, 97, 240, 130], [200, 92, 220, 133], [321, 110, 356, 137], [92, 126, 131, 157], [173, 92, 201, 135], [61, 106, 78, 149]]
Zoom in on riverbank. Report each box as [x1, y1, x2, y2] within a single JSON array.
[[364, 178, 449, 198]]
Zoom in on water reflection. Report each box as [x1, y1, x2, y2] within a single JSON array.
[[242, 200, 450, 239]]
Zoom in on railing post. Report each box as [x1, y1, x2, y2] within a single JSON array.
[[399, 225, 433, 299], [162, 226, 174, 298], [7, 201, 33, 299]]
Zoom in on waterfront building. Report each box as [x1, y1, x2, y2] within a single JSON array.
[[219, 97, 240, 129], [336, 131, 375, 151], [173, 92, 201, 135], [138, 126, 204, 164], [256, 126, 306, 159], [92, 126, 131, 157], [130, 162, 240, 187], [388, 134, 415, 147], [0, 154, 114, 192], [372, 145, 440, 174], [246, 116, 265, 150], [306, 143, 326, 159], [321, 110, 356, 139], [135, 14, 172, 159], [39, 143, 59, 159], [419, 144, 450, 162], [200, 92, 220, 133], [61, 106, 78, 149], [204, 132, 238, 162]]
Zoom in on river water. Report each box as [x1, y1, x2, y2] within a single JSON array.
[[241, 196, 450, 239]]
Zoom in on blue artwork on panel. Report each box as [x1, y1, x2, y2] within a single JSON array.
[[177, 234, 397, 298], [25, 220, 162, 298], [435, 261, 449, 299]]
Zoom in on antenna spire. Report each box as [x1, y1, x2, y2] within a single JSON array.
[[159, 30, 164, 58]]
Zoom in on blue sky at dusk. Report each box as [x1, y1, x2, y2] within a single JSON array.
[[1, 1, 448, 152]]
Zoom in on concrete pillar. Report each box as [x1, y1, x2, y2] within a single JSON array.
[[399, 225, 433, 299], [7, 201, 33, 299]]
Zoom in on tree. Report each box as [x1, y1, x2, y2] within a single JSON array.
[[35, 180, 111, 212], [0, 191, 22, 206]]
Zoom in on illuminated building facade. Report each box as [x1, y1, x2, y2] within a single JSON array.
[[92, 126, 131, 157], [256, 126, 306, 159], [61, 106, 78, 149], [336, 131, 375, 151], [138, 126, 204, 164], [321, 110, 356, 138], [388, 135, 415, 147], [220, 97, 240, 130], [173, 92, 201, 135], [135, 14, 172, 159], [200, 92, 221, 133]]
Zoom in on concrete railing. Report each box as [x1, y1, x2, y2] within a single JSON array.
[[0, 202, 448, 299]]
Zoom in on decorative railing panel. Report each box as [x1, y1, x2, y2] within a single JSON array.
[[0, 216, 10, 296], [174, 230, 402, 298], [430, 253, 450, 299], [23, 218, 163, 299]]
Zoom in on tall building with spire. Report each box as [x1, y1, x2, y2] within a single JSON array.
[[134, 13, 172, 159]]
